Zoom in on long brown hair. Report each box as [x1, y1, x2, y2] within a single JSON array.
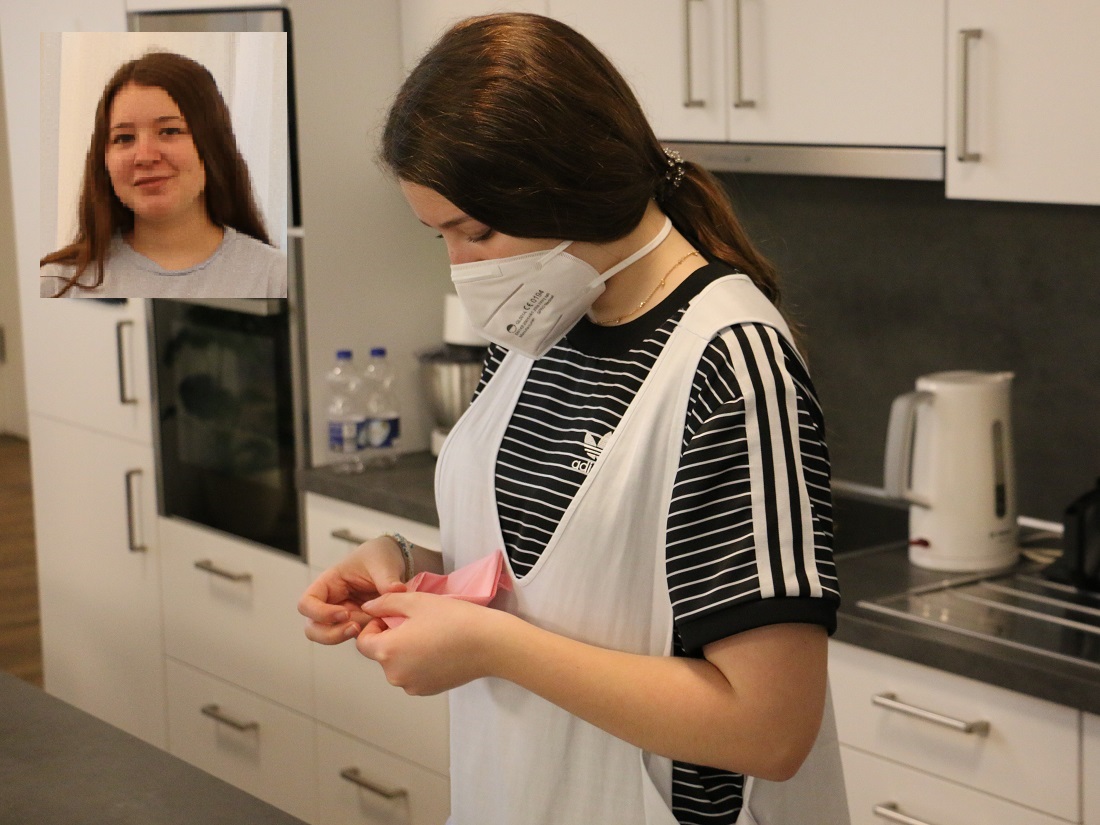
[[41, 50, 272, 296], [381, 12, 782, 308]]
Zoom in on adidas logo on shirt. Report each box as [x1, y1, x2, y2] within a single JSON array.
[[571, 431, 610, 476]]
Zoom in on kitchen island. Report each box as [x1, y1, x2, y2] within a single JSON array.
[[0, 670, 309, 825], [299, 455, 1100, 716]]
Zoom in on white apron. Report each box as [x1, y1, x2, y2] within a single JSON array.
[[435, 274, 849, 825]]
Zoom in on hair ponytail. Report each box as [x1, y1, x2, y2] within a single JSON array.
[[659, 161, 781, 306]]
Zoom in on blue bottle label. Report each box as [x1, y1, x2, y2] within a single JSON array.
[[328, 419, 366, 453], [365, 417, 400, 448]]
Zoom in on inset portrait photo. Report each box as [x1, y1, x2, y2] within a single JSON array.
[[41, 31, 288, 298]]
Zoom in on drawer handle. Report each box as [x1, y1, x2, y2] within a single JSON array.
[[872, 692, 990, 736], [201, 704, 259, 732], [339, 767, 408, 800], [873, 802, 939, 825], [331, 528, 368, 545], [194, 559, 253, 582]]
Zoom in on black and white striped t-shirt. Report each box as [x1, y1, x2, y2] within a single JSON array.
[[474, 262, 839, 825]]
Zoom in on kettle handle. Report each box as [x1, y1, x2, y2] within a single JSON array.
[[883, 390, 933, 507]]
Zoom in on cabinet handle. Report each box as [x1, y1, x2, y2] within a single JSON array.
[[731, 0, 755, 108], [123, 469, 147, 553], [201, 703, 259, 732], [339, 767, 408, 800], [873, 802, 941, 825], [956, 28, 982, 162], [194, 559, 253, 582], [331, 528, 368, 545], [115, 320, 138, 405], [872, 692, 990, 735], [682, 0, 706, 107]]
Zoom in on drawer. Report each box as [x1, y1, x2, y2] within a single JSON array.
[[841, 745, 1071, 825], [313, 632, 449, 775], [165, 658, 316, 823], [160, 517, 313, 714], [305, 493, 441, 572], [316, 722, 450, 825], [830, 641, 1079, 821]]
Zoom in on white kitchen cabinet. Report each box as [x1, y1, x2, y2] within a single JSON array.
[[549, 0, 945, 147], [841, 745, 1072, 825], [398, 0, 549, 72], [305, 493, 450, 815], [159, 516, 313, 715], [164, 658, 317, 823], [316, 723, 450, 825], [1086, 713, 1100, 825], [22, 299, 151, 443], [30, 414, 166, 747], [830, 640, 1081, 822], [945, 1, 1100, 206]]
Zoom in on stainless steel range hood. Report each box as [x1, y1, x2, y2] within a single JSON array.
[[666, 141, 945, 181]]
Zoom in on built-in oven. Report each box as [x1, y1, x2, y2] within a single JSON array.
[[149, 294, 308, 556]]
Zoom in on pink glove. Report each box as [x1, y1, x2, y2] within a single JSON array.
[[381, 550, 511, 629]]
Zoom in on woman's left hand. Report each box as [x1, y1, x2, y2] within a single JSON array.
[[355, 592, 506, 695]]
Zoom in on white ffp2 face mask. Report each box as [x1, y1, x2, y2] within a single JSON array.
[[450, 217, 673, 359]]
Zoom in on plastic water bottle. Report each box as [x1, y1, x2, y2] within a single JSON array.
[[326, 350, 366, 474], [361, 347, 400, 468]]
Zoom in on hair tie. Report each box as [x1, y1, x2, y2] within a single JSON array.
[[657, 147, 686, 202]]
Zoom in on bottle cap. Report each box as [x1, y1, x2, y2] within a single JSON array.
[[370, 347, 386, 357], [336, 349, 352, 359]]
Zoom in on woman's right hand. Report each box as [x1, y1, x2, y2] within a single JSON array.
[[297, 536, 408, 644]]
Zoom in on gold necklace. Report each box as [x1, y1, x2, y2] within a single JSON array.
[[591, 250, 700, 326]]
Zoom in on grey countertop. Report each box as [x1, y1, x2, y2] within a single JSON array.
[[0, 670, 309, 825], [299, 456, 1100, 715]]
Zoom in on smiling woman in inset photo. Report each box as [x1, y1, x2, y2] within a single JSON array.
[[40, 50, 286, 298]]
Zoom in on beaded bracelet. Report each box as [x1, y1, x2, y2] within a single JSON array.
[[383, 532, 415, 582]]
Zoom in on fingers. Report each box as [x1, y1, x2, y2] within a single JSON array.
[[304, 618, 362, 645]]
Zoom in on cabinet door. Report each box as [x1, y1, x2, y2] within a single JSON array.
[[725, 0, 944, 146], [165, 659, 317, 824], [159, 517, 313, 715], [30, 414, 166, 747], [399, 1, 549, 72], [22, 298, 151, 443], [551, 0, 944, 146], [946, 1, 1100, 205], [316, 723, 450, 825], [550, 0, 729, 141], [1086, 713, 1100, 825]]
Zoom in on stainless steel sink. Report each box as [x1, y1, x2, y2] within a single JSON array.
[[859, 568, 1100, 670]]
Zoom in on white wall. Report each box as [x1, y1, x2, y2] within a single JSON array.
[[290, 0, 453, 464]]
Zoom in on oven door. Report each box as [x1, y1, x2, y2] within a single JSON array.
[[151, 299, 300, 555]]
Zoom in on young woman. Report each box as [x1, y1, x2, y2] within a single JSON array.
[[299, 13, 847, 825], [40, 50, 286, 298]]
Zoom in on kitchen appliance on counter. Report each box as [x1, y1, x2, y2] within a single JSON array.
[[418, 295, 488, 456], [883, 370, 1018, 572], [1044, 478, 1100, 591]]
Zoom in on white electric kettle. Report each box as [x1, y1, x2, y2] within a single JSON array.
[[883, 370, 1019, 572]]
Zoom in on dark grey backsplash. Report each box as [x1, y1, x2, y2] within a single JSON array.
[[719, 172, 1100, 522]]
